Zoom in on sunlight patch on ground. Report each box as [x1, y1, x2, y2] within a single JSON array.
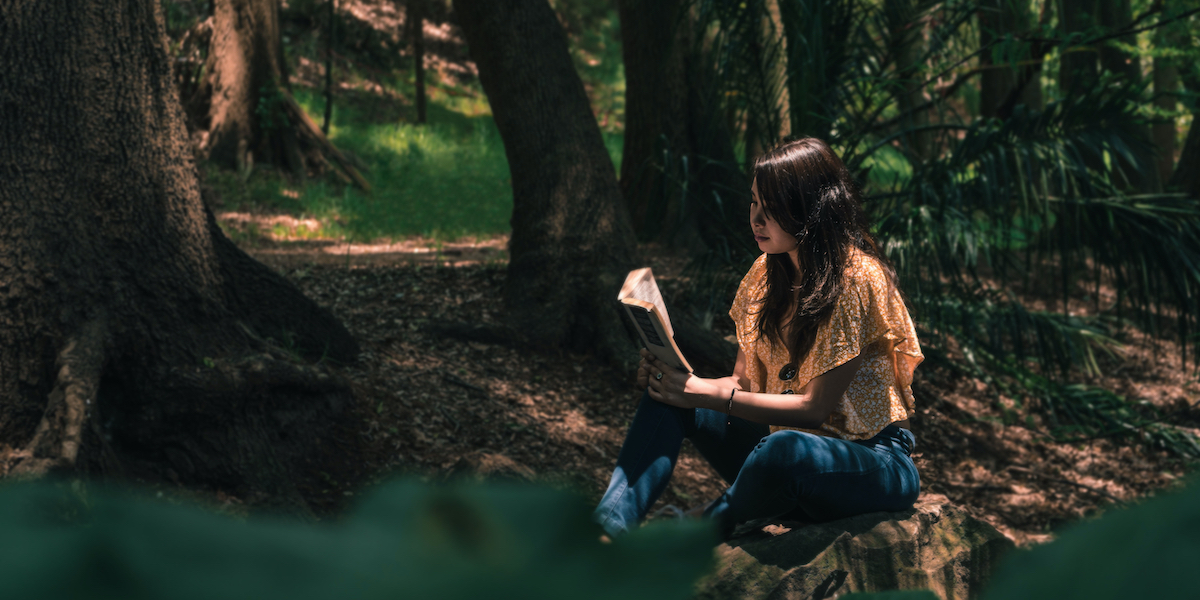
[[218, 210, 510, 270]]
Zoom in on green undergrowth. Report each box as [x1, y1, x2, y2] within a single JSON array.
[[207, 86, 624, 244]]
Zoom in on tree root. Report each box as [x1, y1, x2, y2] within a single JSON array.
[[278, 89, 372, 193], [8, 318, 108, 477]]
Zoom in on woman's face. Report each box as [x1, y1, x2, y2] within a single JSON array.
[[750, 180, 798, 256]]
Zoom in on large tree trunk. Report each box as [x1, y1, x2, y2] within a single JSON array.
[[190, 0, 367, 188], [0, 0, 361, 507], [199, 0, 297, 170], [452, 0, 639, 366], [617, 0, 692, 240], [617, 0, 747, 249]]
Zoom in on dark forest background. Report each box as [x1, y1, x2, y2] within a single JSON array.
[[2, 0, 1200, 597]]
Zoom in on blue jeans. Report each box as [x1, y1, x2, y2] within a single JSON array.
[[593, 392, 920, 537]]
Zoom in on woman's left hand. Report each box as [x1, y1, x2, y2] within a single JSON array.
[[645, 354, 719, 410]]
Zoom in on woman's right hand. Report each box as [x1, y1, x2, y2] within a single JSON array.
[[635, 348, 654, 389]]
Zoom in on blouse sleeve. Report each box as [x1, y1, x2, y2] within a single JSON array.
[[728, 254, 767, 341], [805, 256, 916, 378]]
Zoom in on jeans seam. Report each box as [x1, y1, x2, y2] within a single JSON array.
[[596, 479, 628, 530]]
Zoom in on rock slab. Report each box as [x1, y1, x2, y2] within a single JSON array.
[[695, 495, 1013, 600]]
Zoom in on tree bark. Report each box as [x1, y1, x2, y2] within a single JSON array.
[[1097, 0, 1138, 82], [190, 0, 366, 188], [198, 0, 296, 170], [1152, 21, 1187, 189], [1172, 119, 1200, 197], [410, 0, 427, 124], [780, 0, 843, 142], [452, 0, 639, 366], [978, 0, 1042, 119], [747, 0, 789, 160], [1152, 55, 1179, 187], [882, 0, 932, 161], [0, 0, 362, 506], [323, 0, 336, 134], [616, 0, 692, 240], [1170, 66, 1200, 197], [616, 0, 747, 250], [1059, 0, 1099, 94]]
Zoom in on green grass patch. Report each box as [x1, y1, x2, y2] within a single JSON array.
[[209, 85, 624, 243]]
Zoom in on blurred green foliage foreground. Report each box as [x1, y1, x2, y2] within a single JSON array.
[[0, 480, 714, 600], [3, 475, 1198, 600], [850, 477, 1200, 600]]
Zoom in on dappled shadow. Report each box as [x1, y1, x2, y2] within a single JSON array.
[[726, 510, 904, 570], [211, 243, 1198, 545]]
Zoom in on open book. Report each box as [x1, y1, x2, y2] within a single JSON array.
[[618, 268, 693, 373]]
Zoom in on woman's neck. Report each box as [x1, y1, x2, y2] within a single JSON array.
[[787, 247, 801, 273]]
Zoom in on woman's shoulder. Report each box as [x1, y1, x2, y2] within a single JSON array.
[[844, 249, 892, 289], [739, 253, 770, 286], [731, 254, 769, 319]]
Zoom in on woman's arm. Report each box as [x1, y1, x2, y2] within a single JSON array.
[[643, 349, 863, 428]]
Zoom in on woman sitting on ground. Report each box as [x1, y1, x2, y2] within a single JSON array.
[[594, 137, 923, 538]]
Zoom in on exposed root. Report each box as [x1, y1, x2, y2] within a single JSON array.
[[9, 318, 108, 477], [278, 89, 372, 193]]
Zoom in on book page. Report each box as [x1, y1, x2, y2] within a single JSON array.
[[620, 269, 673, 337], [621, 301, 691, 372]]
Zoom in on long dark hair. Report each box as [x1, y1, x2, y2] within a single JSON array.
[[751, 137, 897, 366]]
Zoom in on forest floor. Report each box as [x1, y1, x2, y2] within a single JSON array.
[[229, 229, 1200, 547]]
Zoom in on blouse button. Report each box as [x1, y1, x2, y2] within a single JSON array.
[[778, 364, 797, 381]]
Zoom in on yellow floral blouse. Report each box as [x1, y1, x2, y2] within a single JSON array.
[[729, 251, 923, 440]]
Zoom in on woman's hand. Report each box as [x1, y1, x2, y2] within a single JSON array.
[[644, 352, 720, 410], [635, 348, 655, 389]]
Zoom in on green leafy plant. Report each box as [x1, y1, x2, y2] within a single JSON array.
[[0, 480, 716, 600], [979, 475, 1200, 600], [661, 0, 1200, 457]]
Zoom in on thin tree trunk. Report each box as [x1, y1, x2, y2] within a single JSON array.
[[781, 0, 837, 141], [979, 0, 1041, 118], [412, 0, 427, 124], [1098, 0, 1153, 190], [745, 0, 788, 164], [201, 0, 294, 169], [1097, 0, 1138, 81], [883, 0, 932, 161], [1059, 0, 1098, 94], [323, 0, 336, 134], [1152, 22, 1184, 188], [1153, 57, 1179, 187], [0, 0, 362, 506], [1170, 65, 1200, 197]]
